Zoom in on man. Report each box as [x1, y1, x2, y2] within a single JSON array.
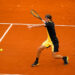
[[28, 14, 69, 67]]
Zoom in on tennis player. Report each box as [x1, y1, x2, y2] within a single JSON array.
[[28, 14, 69, 67]]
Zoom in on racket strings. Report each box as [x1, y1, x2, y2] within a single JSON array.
[[31, 10, 42, 20]]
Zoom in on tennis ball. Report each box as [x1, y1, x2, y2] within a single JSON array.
[[0, 48, 3, 52]]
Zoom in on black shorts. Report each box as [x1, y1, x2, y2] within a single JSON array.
[[53, 40, 59, 52]]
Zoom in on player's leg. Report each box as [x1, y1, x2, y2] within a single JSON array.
[[52, 52, 69, 65], [36, 45, 46, 58], [32, 40, 50, 67], [32, 45, 46, 67], [52, 52, 63, 59], [51, 44, 69, 65]]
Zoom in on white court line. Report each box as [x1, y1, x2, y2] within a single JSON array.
[[0, 23, 75, 42], [0, 23, 75, 27], [0, 24, 13, 42], [56, 25, 75, 27], [0, 74, 23, 75]]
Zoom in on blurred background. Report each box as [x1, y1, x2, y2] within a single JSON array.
[[0, 0, 75, 25]]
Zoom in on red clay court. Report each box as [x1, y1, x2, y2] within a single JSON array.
[[0, 0, 75, 75]]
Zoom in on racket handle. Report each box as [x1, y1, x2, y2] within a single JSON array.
[[42, 20, 45, 23]]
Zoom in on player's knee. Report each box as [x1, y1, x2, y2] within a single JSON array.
[[52, 52, 57, 58], [38, 46, 45, 52], [38, 47, 42, 52]]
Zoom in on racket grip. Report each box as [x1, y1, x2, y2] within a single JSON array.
[[42, 20, 45, 23]]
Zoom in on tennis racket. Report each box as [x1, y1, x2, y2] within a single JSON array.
[[31, 9, 42, 20]]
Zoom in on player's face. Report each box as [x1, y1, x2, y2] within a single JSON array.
[[45, 18, 50, 22]]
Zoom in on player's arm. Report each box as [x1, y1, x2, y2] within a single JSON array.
[[27, 20, 46, 28]]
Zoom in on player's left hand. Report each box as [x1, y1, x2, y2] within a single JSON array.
[[27, 25, 32, 28]]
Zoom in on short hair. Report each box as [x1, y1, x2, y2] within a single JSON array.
[[45, 14, 52, 19]]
